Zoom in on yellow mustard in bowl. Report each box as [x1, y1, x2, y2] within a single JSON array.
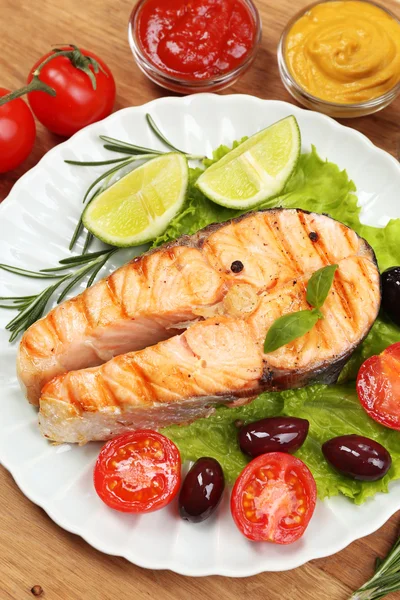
[[284, 0, 400, 104]]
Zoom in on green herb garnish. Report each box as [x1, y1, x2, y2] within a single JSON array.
[[351, 532, 400, 599], [306, 263, 338, 309], [264, 264, 338, 353], [263, 309, 321, 354]]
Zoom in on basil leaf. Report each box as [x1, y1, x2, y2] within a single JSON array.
[[264, 309, 321, 353], [306, 264, 338, 309]]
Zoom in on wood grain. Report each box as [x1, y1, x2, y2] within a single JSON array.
[[1, 0, 400, 598]]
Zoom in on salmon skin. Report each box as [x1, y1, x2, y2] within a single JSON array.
[[31, 209, 381, 444]]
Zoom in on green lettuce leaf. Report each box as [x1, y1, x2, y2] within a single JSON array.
[[283, 385, 400, 504], [163, 392, 283, 482], [164, 384, 400, 503], [202, 136, 248, 168], [261, 146, 358, 217]]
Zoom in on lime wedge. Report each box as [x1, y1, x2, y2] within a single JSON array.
[[82, 153, 188, 247], [196, 116, 301, 210]]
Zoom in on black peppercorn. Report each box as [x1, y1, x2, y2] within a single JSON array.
[[231, 260, 244, 273]]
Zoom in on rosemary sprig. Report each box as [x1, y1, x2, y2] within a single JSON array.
[[350, 532, 400, 599], [1, 249, 117, 341]]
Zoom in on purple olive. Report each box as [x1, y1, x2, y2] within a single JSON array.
[[179, 457, 225, 523], [322, 435, 392, 481], [381, 267, 400, 327], [239, 417, 309, 457]]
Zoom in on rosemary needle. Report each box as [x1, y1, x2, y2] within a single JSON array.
[[0, 263, 64, 279], [146, 113, 186, 154], [65, 157, 128, 167], [82, 231, 94, 255], [99, 135, 164, 155]]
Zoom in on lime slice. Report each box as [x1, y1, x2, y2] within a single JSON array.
[[83, 153, 188, 247], [196, 116, 301, 210]]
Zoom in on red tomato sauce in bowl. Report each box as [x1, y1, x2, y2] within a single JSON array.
[[129, 0, 261, 92]]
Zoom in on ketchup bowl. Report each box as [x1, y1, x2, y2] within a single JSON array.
[[128, 0, 262, 94]]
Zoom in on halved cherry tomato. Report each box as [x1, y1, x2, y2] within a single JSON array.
[[357, 342, 400, 431], [94, 431, 181, 513], [231, 452, 317, 544], [0, 88, 36, 173]]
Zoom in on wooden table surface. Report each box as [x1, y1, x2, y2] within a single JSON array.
[[1, 0, 400, 598]]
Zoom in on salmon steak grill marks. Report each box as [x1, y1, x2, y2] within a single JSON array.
[[17, 209, 380, 441]]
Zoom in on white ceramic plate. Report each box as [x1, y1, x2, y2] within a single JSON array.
[[1, 94, 400, 577]]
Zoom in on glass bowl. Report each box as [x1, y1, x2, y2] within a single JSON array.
[[277, 0, 400, 118], [128, 0, 262, 94]]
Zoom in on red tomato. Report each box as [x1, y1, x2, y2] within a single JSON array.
[[357, 342, 400, 430], [231, 452, 317, 544], [94, 431, 181, 513], [0, 88, 36, 173], [27, 48, 116, 137]]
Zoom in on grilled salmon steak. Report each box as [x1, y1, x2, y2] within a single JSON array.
[[23, 208, 381, 443]]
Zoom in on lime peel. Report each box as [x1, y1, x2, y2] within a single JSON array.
[[196, 116, 301, 210], [83, 153, 189, 247]]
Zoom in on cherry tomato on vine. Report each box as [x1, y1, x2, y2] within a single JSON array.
[[0, 88, 36, 173], [231, 452, 317, 544], [357, 342, 400, 431], [27, 46, 116, 137], [94, 431, 181, 513]]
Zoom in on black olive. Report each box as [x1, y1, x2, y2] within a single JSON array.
[[239, 417, 309, 457], [322, 435, 392, 481], [381, 266, 400, 327], [179, 457, 225, 523]]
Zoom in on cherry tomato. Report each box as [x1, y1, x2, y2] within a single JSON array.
[[94, 431, 181, 513], [231, 452, 317, 544], [0, 88, 36, 173], [357, 342, 400, 431], [27, 48, 116, 137]]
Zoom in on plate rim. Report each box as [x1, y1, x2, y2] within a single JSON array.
[[1, 93, 400, 577]]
